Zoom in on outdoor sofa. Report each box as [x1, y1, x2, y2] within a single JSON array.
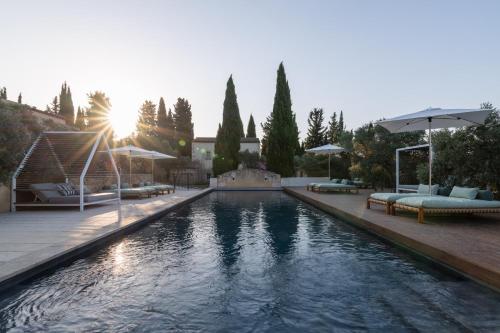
[[308, 179, 359, 194], [367, 184, 440, 214], [392, 186, 500, 224], [25, 183, 118, 207]]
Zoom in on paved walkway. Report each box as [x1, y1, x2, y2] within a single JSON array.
[[0, 188, 211, 290], [285, 188, 500, 291]]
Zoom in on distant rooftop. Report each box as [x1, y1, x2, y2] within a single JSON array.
[[193, 137, 260, 143]]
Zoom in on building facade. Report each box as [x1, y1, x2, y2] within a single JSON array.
[[192, 137, 260, 176]]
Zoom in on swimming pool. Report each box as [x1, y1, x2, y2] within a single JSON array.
[[0, 191, 499, 332]]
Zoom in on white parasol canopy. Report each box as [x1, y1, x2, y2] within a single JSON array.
[[305, 144, 346, 179], [110, 145, 175, 183], [377, 107, 491, 194]]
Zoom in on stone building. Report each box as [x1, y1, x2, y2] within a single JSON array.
[[192, 137, 260, 176]]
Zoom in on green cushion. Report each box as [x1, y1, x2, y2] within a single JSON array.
[[477, 190, 493, 201], [449, 186, 479, 200], [331, 179, 339, 183], [437, 186, 452, 197], [417, 184, 439, 195], [396, 196, 500, 209], [370, 193, 426, 203]]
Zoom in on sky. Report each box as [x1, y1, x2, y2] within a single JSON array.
[[1, 0, 499, 139]]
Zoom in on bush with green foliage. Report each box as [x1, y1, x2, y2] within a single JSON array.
[[350, 123, 424, 189], [431, 108, 500, 190], [0, 100, 71, 184]]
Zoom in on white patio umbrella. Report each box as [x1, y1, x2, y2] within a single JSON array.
[[109, 145, 175, 184], [136, 150, 176, 182], [305, 144, 345, 179], [377, 107, 491, 194]]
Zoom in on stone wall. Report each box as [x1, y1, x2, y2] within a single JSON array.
[[217, 169, 281, 189], [0, 184, 10, 213]]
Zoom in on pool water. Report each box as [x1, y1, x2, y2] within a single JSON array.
[[1, 191, 499, 332]]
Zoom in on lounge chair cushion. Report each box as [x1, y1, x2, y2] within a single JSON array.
[[370, 193, 426, 203], [31, 183, 63, 202], [396, 196, 500, 209], [437, 186, 452, 197], [85, 192, 117, 203], [315, 183, 356, 189], [47, 192, 118, 204], [477, 190, 494, 201], [449, 186, 479, 200], [417, 184, 439, 195]]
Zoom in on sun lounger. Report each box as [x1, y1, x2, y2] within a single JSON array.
[[115, 183, 155, 199], [367, 192, 428, 214], [22, 183, 118, 207], [368, 184, 440, 214], [142, 182, 175, 195], [311, 183, 359, 194], [393, 186, 500, 223]]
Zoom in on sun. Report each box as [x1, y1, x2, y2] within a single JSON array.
[[108, 108, 137, 139]]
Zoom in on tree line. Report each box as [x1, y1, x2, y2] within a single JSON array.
[[132, 97, 193, 157], [212, 63, 298, 176]]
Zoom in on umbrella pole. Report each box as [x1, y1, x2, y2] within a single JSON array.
[[129, 156, 132, 185], [152, 159, 154, 183], [428, 119, 432, 195], [328, 153, 331, 180]]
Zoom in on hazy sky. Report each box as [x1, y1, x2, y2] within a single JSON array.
[[1, 0, 499, 138]]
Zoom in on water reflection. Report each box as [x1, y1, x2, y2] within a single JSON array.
[[213, 192, 243, 269], [261, 193, 299, 258]]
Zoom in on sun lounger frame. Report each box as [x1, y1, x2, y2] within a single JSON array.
[[393, 203, 500, 224]]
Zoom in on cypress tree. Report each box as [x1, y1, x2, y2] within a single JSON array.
[[266, 62, 298, 176], [17, 93, 22, 104], [213, 75, 244, 174], [157, 97, 169, 139], [246, 114, 256, 138], [338, 110, 345, 134], [304, 108, 327, 149], [173, 98, 194, 157], [66, 87, 75, 124], [59, 83, 75, 124], [75, 107, 86, 130], [50, 96, 59, 114], [328, 112, 338, 143]]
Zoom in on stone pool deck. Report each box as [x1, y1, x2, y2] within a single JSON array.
[[285, 187, 500, 291], [0, 188, 212, 292]]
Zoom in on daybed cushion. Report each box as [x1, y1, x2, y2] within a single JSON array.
[[47, 192, 118, 204], [449, 186, 479, 200], [315, 183, 356, 189], [31, 183, 63, 202], [395, 196, 500, 209], [85, 192, 117, 203], [437, 186, 452, 197], [417, 184, 439, 195], [370, 193, 426, 203], [477, 190, 494, 201]]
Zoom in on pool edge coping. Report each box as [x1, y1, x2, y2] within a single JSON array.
[[0, 188, 214, 294]]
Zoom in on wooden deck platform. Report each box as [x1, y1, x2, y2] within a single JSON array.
[[285, 187, 500, 291], [0, 188, 212, 292]]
